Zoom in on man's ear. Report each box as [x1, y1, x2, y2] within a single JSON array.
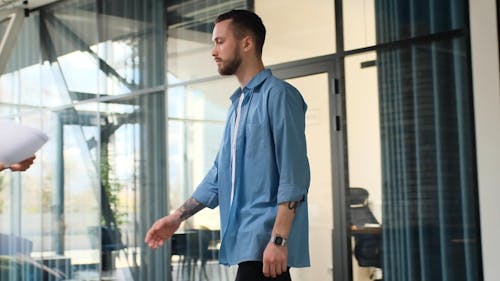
[[241, 35, 254, 53]]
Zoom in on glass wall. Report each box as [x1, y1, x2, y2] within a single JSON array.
[[0, 0, 166, 280], [344, 0, 482, 281]]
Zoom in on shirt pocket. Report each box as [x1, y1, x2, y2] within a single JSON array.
[[245, 123, 269, 159]]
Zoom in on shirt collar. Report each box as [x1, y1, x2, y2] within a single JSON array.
[[229, 69, 272, 102]]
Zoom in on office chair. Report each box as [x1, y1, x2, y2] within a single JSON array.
[[100, 226, 126, 271], [171, 229, 220, 281], [349, 187, 382, 269]]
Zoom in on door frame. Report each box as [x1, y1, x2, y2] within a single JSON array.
[[271, 55, 352, 281]]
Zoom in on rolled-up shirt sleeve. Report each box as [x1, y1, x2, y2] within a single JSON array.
[[268, 84, 311, 204], [192, 154, 220, 209]]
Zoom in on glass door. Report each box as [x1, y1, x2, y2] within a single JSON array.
[[275, 65, 340, 281]]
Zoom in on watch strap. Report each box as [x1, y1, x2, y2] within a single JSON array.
[[270, 235, 287, 246]]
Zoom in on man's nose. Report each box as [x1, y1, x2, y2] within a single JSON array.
[[211, 46, 217, 57]]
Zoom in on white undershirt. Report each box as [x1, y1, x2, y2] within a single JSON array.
[[230, 92, 245, 206]]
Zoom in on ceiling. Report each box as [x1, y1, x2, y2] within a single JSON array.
[[0, 0, 62, 10]]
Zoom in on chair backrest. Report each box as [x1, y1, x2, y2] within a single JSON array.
[[349, 187, 379, 227], [350, 187, 370, 206], [171, 229, 220, 262], [101, 226, 125, 251], [349, 188, 382, 268]]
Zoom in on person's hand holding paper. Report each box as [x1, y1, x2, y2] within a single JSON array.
[[0, 120, 48, 172], [0, 155, 36, 171]]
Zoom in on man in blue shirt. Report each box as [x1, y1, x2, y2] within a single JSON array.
[[145, 9, 310, 281]]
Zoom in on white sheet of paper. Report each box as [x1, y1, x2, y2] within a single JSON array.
[[0, 120, 49, 166]]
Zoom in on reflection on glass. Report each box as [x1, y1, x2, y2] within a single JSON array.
[[98, 96, 149, 278], [0, 109, 101, 280], [0, 17, 10, 40], [0, 64, 43, 110], [91, 41, 140, 92], [0, 14, 43, 110], [42, 0, 100, 102], [59, 107, 101, 277], [1, 0, 167, 280], [40, 0, 163, 102]]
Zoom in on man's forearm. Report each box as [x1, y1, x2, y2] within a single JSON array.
[[175, 197, 206, 221], [271, 201, 300, 239]]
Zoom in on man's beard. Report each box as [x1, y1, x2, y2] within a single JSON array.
[[218, 52, 242, 76]]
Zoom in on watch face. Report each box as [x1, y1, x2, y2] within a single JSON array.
[[274, 236, 283, 245]]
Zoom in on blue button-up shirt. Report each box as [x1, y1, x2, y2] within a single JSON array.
[[192, 69, 310, 267]]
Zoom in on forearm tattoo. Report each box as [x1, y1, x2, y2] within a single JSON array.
[[287, 201, 300, 214], [179, 197, 205, 221], [286, 195, 306, 214]]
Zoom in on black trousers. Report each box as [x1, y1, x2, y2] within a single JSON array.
[[235, 261, 292, 281]]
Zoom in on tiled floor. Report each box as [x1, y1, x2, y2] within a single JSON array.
[[70, 260, 237, 281], [170, 260, 237, 281]]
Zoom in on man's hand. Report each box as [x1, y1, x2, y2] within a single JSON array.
[[262, 200, 299, 278], [145, 197, 205, 250], [0, 155, 36, 172], [262, 242, 288, 278], [144, 211, 182, 250]]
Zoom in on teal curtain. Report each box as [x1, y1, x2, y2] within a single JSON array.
[[376, 0, 482, 280]]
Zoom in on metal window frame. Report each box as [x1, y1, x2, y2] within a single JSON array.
[[0, 8, 24, 75]]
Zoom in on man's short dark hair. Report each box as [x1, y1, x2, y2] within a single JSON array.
[[215, 9, 266, 57]]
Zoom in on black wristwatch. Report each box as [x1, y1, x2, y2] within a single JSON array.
[[270, 235, 287, 247]]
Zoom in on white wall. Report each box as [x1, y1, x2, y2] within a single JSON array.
[[345, 52, 382, 221], [287, 73, 334, 281], [468, 1, 500, 280]]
